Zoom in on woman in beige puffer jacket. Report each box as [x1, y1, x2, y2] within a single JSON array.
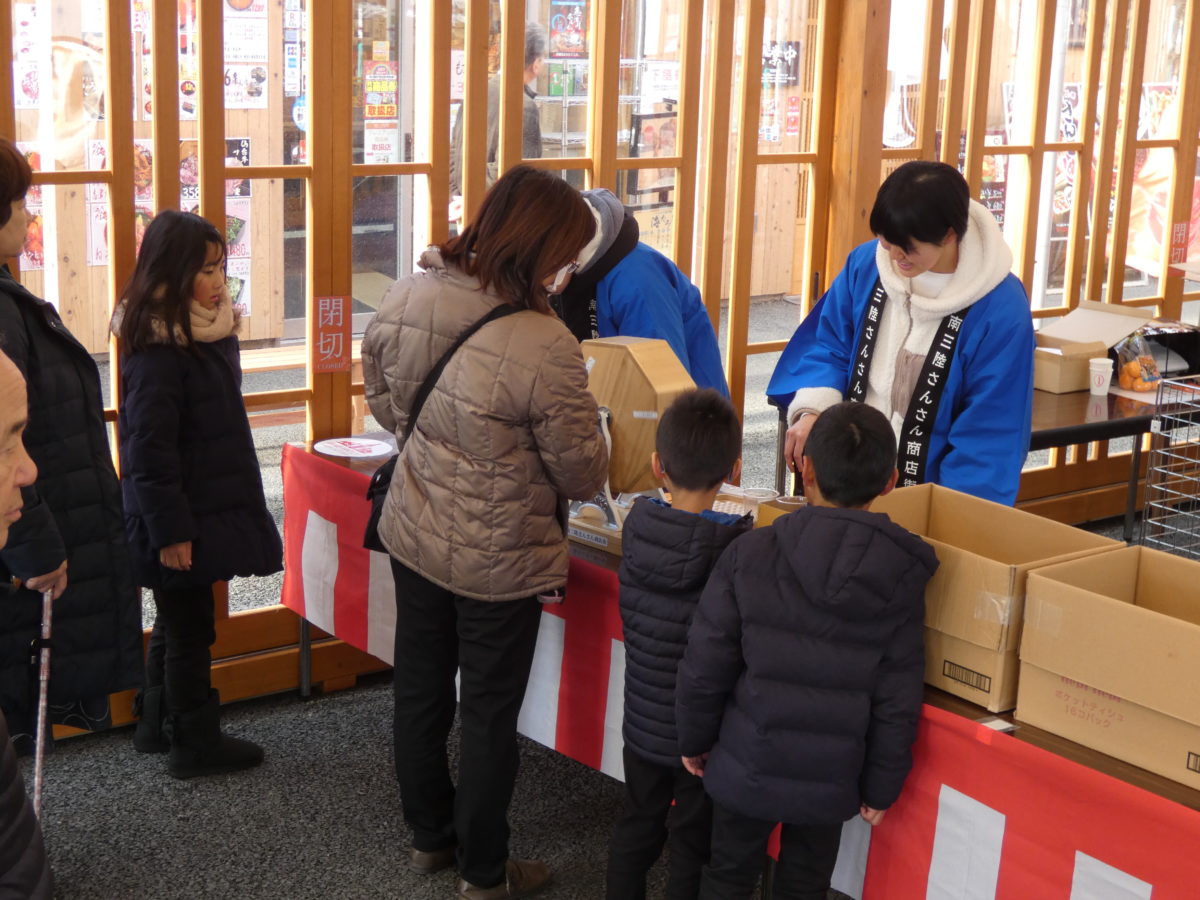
[[361, 166, 607, 900]]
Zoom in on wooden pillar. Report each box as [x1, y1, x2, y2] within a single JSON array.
[[427, 1, 452, 247], [1162, 0, 1200, 320], [696, 0, 736, 325], [671, 0, 704, 277], [1062, 1, 1108, 309], [461, 0, 491, 221], [496, 0, 524, 175], [823, 0, 890, 279], [1085, 0, 1131, 303], [196, 0, 226, 228], [724, 0, 768, 416], [587, 0, 622, 190], [1103, 0, 1151, 306], [307, 0, 354, 440], [151, 2, 181, 215]]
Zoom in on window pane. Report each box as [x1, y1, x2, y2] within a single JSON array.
[[994, 0, 1043, 147], [11, 2, 107, 170], [217, 0, 309, 167], [352, 174, 416, 337], [16, 183, 112, 353], [352, 0, 425, 165], [539, 2, 589, 164], [758, 1, 818, 155], [884, 0, 929, 150]]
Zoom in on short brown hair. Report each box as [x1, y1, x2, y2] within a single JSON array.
[[440, 165, 594, 313], [0, 139, 33, 228]]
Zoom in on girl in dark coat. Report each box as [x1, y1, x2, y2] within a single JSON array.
[[115, 210, 282, 779], [0, 138, 143, 753]]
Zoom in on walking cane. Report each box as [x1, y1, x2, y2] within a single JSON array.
[[31, 588, 52, 818]]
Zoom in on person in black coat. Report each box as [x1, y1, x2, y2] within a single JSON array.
[[115, 210, 281, 780], [0, 138, 143, 754], [606, 389, 752, 900], [0, 349, 52, 898], [676, 402, 939, 900]]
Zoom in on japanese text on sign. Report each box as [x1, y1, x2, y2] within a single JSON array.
[[314, 296, 351, 374]]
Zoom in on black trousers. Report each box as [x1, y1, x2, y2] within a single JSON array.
[[144, 584, 217, 713], [390, 559, 542, 889], [606, 744, 712, 900], [700, 801, 842, 900]]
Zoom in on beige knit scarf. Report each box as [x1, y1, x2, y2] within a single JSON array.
[[111, 285, 241, 344]]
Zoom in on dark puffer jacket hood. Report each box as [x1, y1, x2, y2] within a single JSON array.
[[781, 506, 939, 621], [676, 504, 939, 825], [618, 498, 752, 767]]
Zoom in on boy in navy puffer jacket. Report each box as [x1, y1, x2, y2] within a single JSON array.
[[605, 389, 753, 900], [677, 402, 938, 900]]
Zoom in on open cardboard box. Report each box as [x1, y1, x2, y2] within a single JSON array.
[[871, 484, 1121, 712], [1034, 300, 1153, 393], [1018, 546, 1200, 790]]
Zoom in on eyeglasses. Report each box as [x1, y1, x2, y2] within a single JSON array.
[[549, 259, 581, 293]]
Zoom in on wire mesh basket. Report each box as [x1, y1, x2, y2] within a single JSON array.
[[1140, 374, 1200, 560]]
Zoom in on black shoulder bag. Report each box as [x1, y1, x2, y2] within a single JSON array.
[[363, 303, 521, 552]]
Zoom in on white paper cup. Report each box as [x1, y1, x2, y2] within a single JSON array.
[[1088, 357, 1112, 395]]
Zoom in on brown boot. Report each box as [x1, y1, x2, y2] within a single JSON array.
[[456, 859, 551, 899], [408, 844, 456, 875]]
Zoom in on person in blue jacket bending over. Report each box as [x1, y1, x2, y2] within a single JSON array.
[[767, 161, 1034, 506], [551, 189, 729, 396]]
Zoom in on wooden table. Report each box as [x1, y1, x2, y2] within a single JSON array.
[[1029, 388, 1159, 541]]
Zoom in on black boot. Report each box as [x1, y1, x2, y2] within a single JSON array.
[[167, 690, 264, 779], [132, 686, 169, 754]]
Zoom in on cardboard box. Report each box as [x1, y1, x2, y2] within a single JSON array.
[[1017, 546, 1200, 789], [1034, 300, 1153, 393], [871, 483, 1121, 711]]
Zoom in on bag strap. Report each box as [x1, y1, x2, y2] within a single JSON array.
[[403, 303, 521, 443]]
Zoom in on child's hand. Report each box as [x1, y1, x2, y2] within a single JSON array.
[[860, 805, 886, 826], [681, 753, 708, 777], [160, 541, 193, 571]]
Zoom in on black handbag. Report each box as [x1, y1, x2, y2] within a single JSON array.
[[363, 303, 521, 552]]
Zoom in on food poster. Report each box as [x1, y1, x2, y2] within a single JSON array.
[[980, 132, 1008, 230], [86, 203, 108, 268], [12, 2, 48, 112], [132, 1, 153, 120], [224, 0, 269, 109], [16, 142, 42, 203], [178, 0, 200, 119], [15, 142, 44, 271], [785, 95, 802, 137], [225, 197, 252, 260], [83, 140, 151, 267], [179, 138, 252, 205], [549, 1, 588, 59], [225, 256, 252, 315], [1126, 84, 1200, 271], [20, 204, 44, 271]]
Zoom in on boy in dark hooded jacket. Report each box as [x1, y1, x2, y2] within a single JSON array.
[[606, 388, 752, 900], [676, 402, 938, 899]]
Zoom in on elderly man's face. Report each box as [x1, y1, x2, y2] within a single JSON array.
[[0, 354, 37, 548]]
